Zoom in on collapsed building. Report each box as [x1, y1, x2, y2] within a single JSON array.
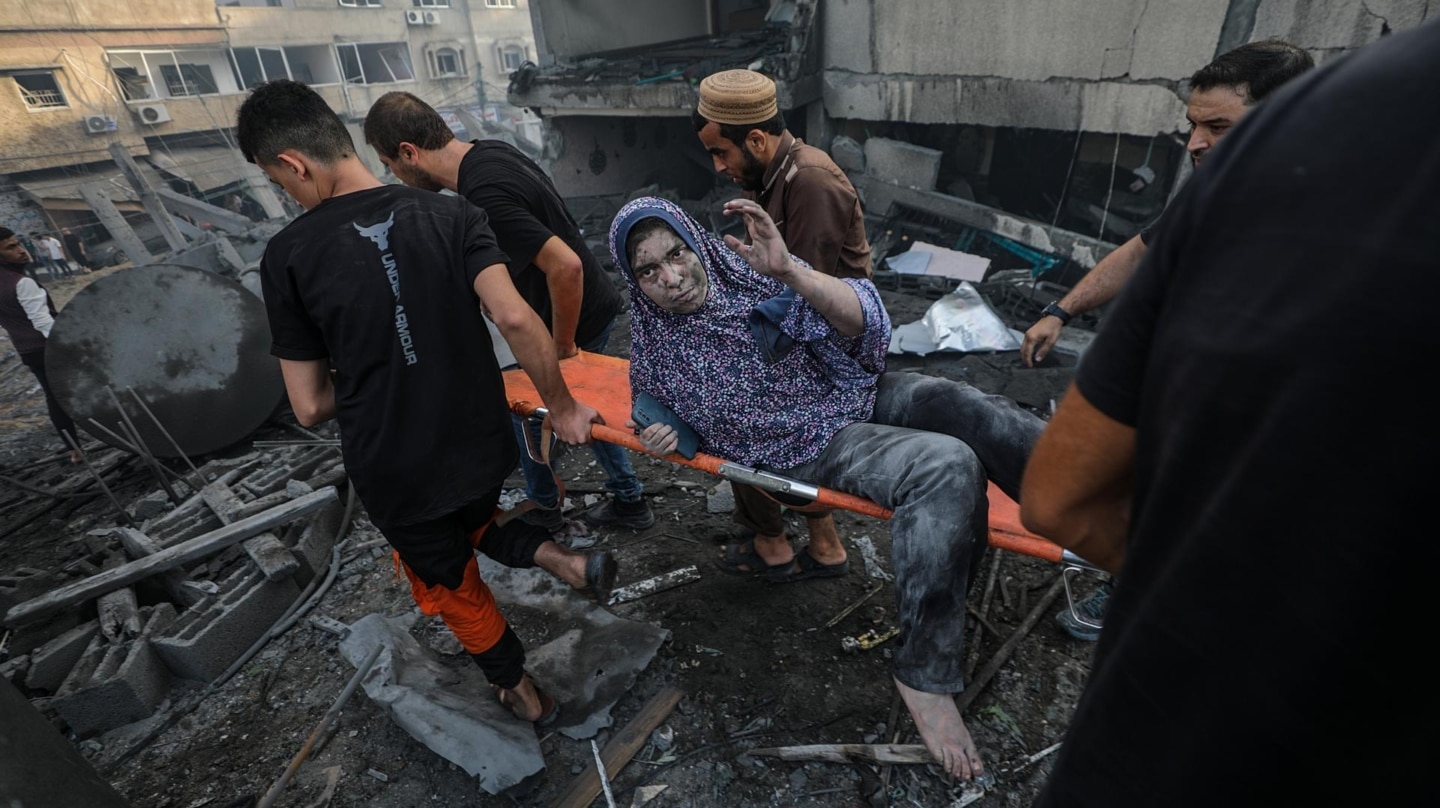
[[508, 0, 1428, 289]]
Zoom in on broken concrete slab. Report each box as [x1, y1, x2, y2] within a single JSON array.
[[830, 135, 866, 174], [864, 137, 942, 191], [706, 480, 735, 514], [477, 555, 671, 740], [339, 613, 546, 796]]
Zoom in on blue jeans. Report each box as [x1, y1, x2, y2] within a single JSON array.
[[511, 319, 644, 507], [782, 373, 1045, 693]]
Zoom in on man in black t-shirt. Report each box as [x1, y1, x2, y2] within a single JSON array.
[[362, 92, 654, 535], [1021, 22, 1440, 806], [239, 80, 615, 726], [1021, 40, 1313, 368]]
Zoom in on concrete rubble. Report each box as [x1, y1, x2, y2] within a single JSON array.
[[338, 551, 669, 795], [0, 444, 346, 740]]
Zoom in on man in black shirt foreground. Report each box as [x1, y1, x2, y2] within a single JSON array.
[[362, 93, 654, 535], [238, 80, 614, 725], [1021, 22, 1439, 806]]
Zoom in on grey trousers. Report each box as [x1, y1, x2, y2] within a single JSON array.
[[783, 372, 1046, 693]]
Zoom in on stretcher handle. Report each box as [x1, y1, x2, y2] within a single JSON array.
[[527, 407, 894, 518]]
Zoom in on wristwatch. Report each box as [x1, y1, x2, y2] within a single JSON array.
[[1040, 301, 1072, 325]]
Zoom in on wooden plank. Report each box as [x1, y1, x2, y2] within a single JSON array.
[[3, 487, 338, 626], [551, 685, 684, 808], [113, 527, 205, 607], [748, 743, 933, 765]]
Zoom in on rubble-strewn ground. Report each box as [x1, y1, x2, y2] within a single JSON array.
[[1, 267, 1103, 808]]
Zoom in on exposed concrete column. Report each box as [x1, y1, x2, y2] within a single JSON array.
[[154, 188, 254, 236], [804, 99, 835, 152], [244, 173, 287, 220], [78, 183, 153, 267], [108, 143, 187, 253]]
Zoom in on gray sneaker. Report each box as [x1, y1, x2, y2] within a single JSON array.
[[582, 497, 655, 530], [1055, 580, 1113, 641]]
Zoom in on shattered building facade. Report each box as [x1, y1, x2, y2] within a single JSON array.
[[509, 0, 1435, 271], [0, 0, 542, 263]]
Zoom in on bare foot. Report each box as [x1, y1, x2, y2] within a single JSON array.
[[69, 449, 83, 465], [494, 674, 554, 723], [894, 677, 984, 782]]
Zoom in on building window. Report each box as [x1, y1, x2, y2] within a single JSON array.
[[426, 45, 465, 78], [159, 63, 219, 97], [413, 0, 449, 6], [486, 0, 516, 7], [500, 45, 526, 71], [337, 0, 382, 7], [228, 46, 341, 89], [337, 42, 415, 85], [12, 72, 68, 109], [110, 50, 236, 100]]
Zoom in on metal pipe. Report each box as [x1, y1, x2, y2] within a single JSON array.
[[256, 643, 383, 808], [126, 387, 205, 490], [60, 431, 130, 525]]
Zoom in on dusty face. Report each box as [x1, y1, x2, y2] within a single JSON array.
[[0, 235, 32, 267], [378, 149, 443, 192], [1186, 84, 1250, 166], [630, 226, 709, 314], [697, 122, 768, 192]]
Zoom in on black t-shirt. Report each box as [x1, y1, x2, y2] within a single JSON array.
[[1040, 25, 1440, 808], [456, 140, 621, 347], [1136, 203, 1168, 246], [260, 185, 517, 526]]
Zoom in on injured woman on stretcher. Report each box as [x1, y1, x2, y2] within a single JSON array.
[[608, 195, 1047, 782]]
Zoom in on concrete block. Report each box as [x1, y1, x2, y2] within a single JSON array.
[[52, 607, 174, 739], [25, 620, 101, 693], [294, 500, 345, 583], [151, 564, 300, 682], [241, 447, 333, 497], [242, 532, 300, 581], [129, 490, 172, 522], [1, 654, 31, 687], [864, 137, 943, 191], [706, 480, 736, 514], [303, 461, 347, 493], [830, 135, 866, 174]]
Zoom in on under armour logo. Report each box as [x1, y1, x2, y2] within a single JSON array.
[[353, 213, 396, 251]]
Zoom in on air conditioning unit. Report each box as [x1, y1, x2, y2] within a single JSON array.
[[405, 8, 425, 25], [423, 10, 440, 24], [133, 102, 171, 125], [83, 114, 118, 135]]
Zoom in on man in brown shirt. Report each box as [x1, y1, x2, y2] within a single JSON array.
[[692, 68, 872, 583]]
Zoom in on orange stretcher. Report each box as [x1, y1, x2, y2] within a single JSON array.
[[502, 351, 1094, 570]]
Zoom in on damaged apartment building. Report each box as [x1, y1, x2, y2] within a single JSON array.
[[508, 0, 1429, 279], [0, 0, 542, 266]]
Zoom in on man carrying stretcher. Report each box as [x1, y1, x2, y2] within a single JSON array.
[[612, 195, 1046, 781]]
